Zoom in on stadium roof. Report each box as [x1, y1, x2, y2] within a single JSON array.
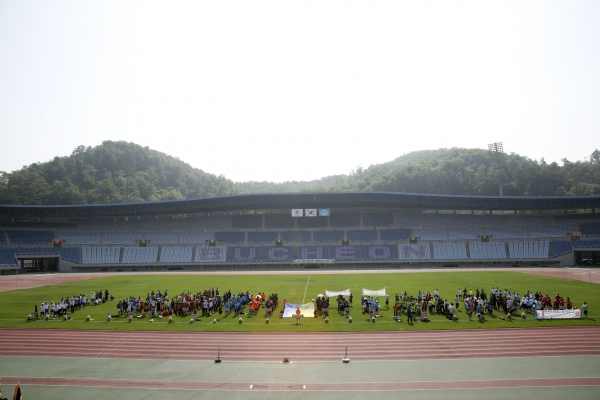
[[1, 192, 600, 218]]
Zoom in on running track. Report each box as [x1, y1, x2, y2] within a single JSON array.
[[1, 327, 599, 393], [2, 326, 599, 362]]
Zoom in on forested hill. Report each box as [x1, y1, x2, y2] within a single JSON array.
[[235, 148, 600, 197], [0, 141, 239, 205], [0, 143, 598, 205]]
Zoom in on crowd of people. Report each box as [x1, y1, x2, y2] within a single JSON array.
[[112, 288, 280, 320], [389, 286, 588, 324], [31, 289, 112, 320], [29, 284, 588, 323]]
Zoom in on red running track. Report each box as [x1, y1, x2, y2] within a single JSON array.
[[1, 326, 599, 362]]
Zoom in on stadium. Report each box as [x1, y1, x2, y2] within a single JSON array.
[[1, 191, 599, 274]]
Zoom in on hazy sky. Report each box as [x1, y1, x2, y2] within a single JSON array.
[[1, 1, 599, 183]]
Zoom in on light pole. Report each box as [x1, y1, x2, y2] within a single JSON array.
[[488, 142, 506, 197]]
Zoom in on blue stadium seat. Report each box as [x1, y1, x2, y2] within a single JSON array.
[[508, 241, 549, 259], [247, 231, 278, 243], [346, 230, 378, 242], [145, 232, 178, 245], [280, 231, 312, 243], [122, 247, 159, 264], [432, 243, 468, 260], [102, 232, 141, 245], [82, 247, 121, 264], [7, 231, 54, 245], [379, 229, 411, 241], [313, 230, 344, 243], [413, 228, 447, 241], [448, 228, 482, 240], [57, 231, 101, 245], [179, 232, 213, 245], [468, 242, 506, 259], [580, 223, 600, 237], [159, 246, 193, 263], [215, 231, 246, 244]]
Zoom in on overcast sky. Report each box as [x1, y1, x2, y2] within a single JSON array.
[[1, 1, 598, 183]]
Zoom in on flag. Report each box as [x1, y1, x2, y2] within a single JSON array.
[[305, 209, 317, 217], [291, 209, 303, 217], [318, 209, 330, 217]]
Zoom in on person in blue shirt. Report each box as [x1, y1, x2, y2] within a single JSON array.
[[582, 302, 588, 318]]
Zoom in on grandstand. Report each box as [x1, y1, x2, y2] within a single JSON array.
[[0, 191, 599, 273]]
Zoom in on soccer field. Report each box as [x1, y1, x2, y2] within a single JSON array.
[[0, 270, 597, 332]]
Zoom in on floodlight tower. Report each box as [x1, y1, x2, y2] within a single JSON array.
[[488, 142, 506, 197], [121, 150, 136, 202]]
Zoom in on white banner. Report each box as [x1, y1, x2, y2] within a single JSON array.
[[534, 309, 582, 319], [305, 209, 317, 217], [291, 209, 303, 217], [325, 289, 351, 297], [363, 287, 386, 296]]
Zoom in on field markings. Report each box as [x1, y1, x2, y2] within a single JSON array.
[[302, 275, 311, 304]]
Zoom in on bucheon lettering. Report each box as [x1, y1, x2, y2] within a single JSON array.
[[367, 245, 392, 259], [266, 247, 290, 260], [299, 246, 326, 259], [404, 245, 426, 258], [231, 247, 259, 261], [333, 246, 359, 260]]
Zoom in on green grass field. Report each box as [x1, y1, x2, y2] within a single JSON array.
[[1, 271, 597, 332]]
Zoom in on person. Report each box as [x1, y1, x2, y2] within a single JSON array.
[[385, 294, 389, 309], [407, 302, 413, 324], [582, 302, 588, 318], [295, 307, 301, 325], [393, 302, 399, 317]]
